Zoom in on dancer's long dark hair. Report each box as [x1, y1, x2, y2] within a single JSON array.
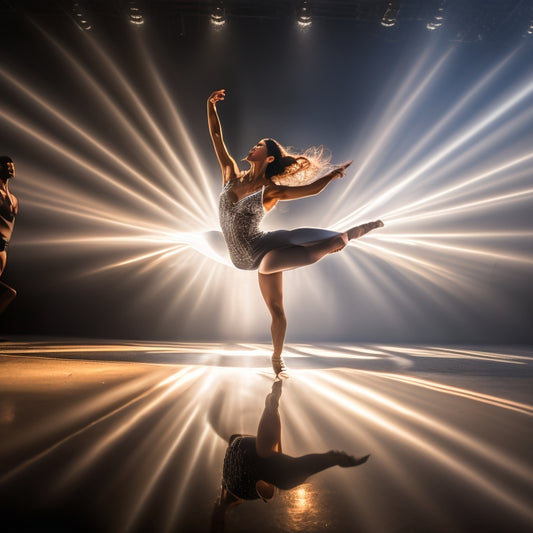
[[264, 139, 330, 185]]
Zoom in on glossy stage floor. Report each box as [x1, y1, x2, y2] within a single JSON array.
[[1, 339, 532, 533]]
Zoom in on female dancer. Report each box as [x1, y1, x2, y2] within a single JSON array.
[[208, 89, 383, 376], [210, 380, 369, 532]]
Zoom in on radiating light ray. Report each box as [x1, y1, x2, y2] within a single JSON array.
[[320, 369, 533, 485], [333, 130, 533, 232], [367, 47, 520, 182], [298, 371, 533, 522], [30, 26, 211, 214], [287, 374, 459, 532], [0, 364, 166, 455], [163, 424, 214, 533], [0, 68, 195, 212], [44, 366, 207, 497], [41, 25, 214, 215], [331, 109, 533, 233], [19, 197, 179, 238], [365, 371, 533, 416], [370, 235, 533, 264], [373, 230, 533, 240], [0, 364, 202, 485], [423, 345, 530, 362], [120, 399, 203, 533], [381, 150, 533, 222], [353, 240, 474, 289], [0, 114, 207, 232], [85, 245, 184, 274], [2, 22, 532, 342], [334, 68, 533, 226], [385, 186, 533, 226], [0, 110, 206, 233], [0, 80, 207, 228], [327, 46, 455, 217], [132, 32, 219, 216], [359, 228, 532, 269]]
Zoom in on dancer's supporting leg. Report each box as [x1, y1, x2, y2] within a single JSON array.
[[256, 380, 283, 456], [254, 380, 283, 501], [258, 220, 383, 275], [258, 272, 288, 376]]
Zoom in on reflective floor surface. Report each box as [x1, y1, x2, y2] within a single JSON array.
[[1, 340, 532, 533]]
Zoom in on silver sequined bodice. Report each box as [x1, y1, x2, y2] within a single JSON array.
[[219, 184, 266, 270], [219, 183, 341, 271]]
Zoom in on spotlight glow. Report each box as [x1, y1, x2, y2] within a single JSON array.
[[1, 24, 532, 340]]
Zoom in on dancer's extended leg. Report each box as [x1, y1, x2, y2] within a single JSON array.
[[258, 233, 347, 275], [265, 451, 370, 490], [258, 220, 383, 275], [258, 272, 288, 376]]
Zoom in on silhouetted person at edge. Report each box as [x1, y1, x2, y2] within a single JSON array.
[[0, 156, 18, 315], [209, 380, 370, 532]]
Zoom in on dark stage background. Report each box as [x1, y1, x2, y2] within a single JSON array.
[[0, 0, 532, 343]]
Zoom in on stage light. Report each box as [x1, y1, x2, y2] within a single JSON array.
[[297, 1, 312, 28], [427, 1, 445, 31], [210, 1, 226, 27], [381, 1, 399, 28], [128, 2, 145, 26], [71, 1, 92, 31]]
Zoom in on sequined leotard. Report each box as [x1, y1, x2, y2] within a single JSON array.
[[219, 182, 340, 271], [222, 434, 342, 500]]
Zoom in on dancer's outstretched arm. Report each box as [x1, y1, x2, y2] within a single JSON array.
[[207, 89, 239, 185], [263, 161, 350, 211]]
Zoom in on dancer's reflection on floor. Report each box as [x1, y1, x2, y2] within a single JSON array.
[[210, 380, 370, 532]]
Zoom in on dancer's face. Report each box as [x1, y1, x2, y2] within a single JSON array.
[[0, 161, 15, 180], [246, 140, 270, 163]]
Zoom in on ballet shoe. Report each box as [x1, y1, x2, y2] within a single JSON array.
[[272, 355, 289, 378], [347, 220, 384, 240], [330, 450, 371, 467]]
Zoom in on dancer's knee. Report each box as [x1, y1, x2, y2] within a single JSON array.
[[270, 304, 286, 323]]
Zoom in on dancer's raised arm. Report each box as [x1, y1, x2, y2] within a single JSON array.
[[207, 89, 239, 185], [262, 161, 351, 212]]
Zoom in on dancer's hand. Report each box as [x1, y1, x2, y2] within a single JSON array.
[[208, 89, 226, 105], [332, 161, 352, 179]]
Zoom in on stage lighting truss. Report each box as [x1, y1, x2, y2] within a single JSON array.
[[210, 0, 226, 27], [381, 1, 399, 28], [525, 10, 533, 37], [297, 0, 312, 28], [427, 1, 446, 31], [71, 1, 92, 31], [128, 1, 145, 26]]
